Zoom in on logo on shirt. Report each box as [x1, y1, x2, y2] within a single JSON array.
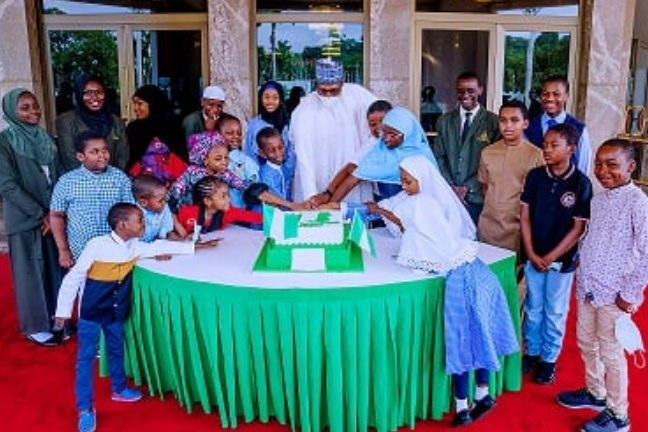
[[561, 192, 576, 208], [478, 131, 491, 144]]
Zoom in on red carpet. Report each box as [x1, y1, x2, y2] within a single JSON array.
[[0, 254, 646, 431]]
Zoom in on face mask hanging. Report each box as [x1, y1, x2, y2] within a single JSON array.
[[615, 313, 646, 369]]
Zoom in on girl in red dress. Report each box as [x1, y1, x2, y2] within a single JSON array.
[[177, 175, 263, 234]]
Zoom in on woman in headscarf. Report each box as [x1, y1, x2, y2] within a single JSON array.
[[0, 88, 63, 346], [55, 74, 129, 173], [126, 84, 187, 183], [314, 106, 438, 205], [391, 155, 518, 427], [243, 81, 291, 164]]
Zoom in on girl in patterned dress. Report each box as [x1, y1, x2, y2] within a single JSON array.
[[169, 131, 299, 236]]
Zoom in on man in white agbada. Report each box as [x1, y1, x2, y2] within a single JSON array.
[[290, 58, 377, 202]]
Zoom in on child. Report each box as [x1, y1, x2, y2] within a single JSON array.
[[379, 155, 519, 427], [520, 123, 592, 384], [177, 176, 263, 234], [0, 88, 62, 346], [217, 113, 260, 208], [53, 202, 196, 432], [256, 126, 295, 201], [244, 80, 291, 164], [169, 131, 297, 215], [478, 100, 544, 254], [310, 100, 393, 206], [132, 175, 180, 242], [557, 138, 648, 432], [50, 130, 134, 269], [128, 137, 187, 185]]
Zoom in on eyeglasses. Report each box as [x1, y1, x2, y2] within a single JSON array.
[[316, 85, 342, 97], [83, 89, 105, 98]]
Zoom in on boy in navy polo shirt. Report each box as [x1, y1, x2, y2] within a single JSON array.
[[520, 123, 592, 384]]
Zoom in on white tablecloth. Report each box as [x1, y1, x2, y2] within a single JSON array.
[[137, 226, 515, 289]]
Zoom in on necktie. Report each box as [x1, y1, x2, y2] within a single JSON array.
[[461, 112, 472, 142], [547, 118, 558, 129]]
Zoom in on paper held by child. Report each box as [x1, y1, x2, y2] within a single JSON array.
[[198, 231, 224, 244]]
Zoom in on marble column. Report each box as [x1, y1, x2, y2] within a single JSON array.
[[207, 0, 254, 123], [0, 0, 44, 130], [578, 0, 637, 170], [368, 0, 413, 108]]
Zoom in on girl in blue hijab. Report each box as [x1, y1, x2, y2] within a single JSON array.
[[353, 106, 438, 198]]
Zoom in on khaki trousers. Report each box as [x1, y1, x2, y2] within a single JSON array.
[[576, 300, 628, 417]]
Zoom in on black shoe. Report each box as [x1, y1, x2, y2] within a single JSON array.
[[581, 408, 630, 432], [557, 388, 606, 411], [470, 395, 496, 422], [534, 361, 556, 385], [451, 409, 472, 427], [26, 332, 59, 347], [522, 354, 540, 374]]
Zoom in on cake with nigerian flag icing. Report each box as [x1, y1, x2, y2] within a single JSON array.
[[252, 205, 375, 272]]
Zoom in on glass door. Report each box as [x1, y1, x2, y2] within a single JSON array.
[[47, 29, 121, 116], [43, 14, 207, 127], [498, 26, 577, 115], [129, 29, 205, 120], [418, 28, 493, 132], [414, 14, 578, 126]]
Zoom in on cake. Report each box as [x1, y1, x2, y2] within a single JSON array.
[[253, 206, 371, 272]]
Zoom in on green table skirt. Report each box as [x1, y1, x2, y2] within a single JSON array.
[[119, 256, 521, 432]]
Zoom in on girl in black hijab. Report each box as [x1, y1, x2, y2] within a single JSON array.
[[55, 74, 129, 173], [243, 81, 291, 162], [126, 85, 187, 182]]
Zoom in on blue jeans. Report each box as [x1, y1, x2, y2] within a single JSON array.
[[453, 369, 490, 399], [523, 262, 574, 362], [76, 319, 126, 412]]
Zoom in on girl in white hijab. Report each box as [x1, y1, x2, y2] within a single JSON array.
[[391, 155, 519, 427], [339, 151, 476, 240]]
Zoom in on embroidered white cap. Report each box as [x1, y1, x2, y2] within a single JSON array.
[[202, 85, 226, 101]]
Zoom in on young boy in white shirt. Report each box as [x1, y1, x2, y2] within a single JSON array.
[[557, 139, 648, 432], [54, 202, 197, 432]]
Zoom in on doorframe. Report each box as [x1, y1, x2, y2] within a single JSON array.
[[411, 12, 579, 118], [42, 13, 208, 129]]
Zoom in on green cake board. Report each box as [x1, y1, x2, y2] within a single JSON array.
[[253, 238, 365, 273]]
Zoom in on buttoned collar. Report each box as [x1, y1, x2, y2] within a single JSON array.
[[460, 105, 481, 120], [546, 163, 575, 180], [542, 111, 567, 127]]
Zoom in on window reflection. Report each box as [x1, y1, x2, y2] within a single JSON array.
[[420, 29, 490, 126], [503, 31, 570, 114], [256, 22, 363, 93], [49, 30, 120, 115]]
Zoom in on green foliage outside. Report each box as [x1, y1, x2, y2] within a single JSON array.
[[257, 24, 363, 86], [47, 8, 119, 99], [504, 32, 570, 96]]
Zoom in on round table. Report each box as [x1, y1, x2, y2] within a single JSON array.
[[119, 226, 521, 432]]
